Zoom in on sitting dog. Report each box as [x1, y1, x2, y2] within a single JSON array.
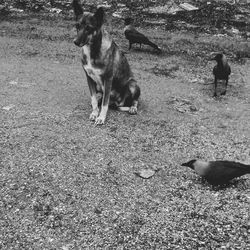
[[72, 0, 140, 125]]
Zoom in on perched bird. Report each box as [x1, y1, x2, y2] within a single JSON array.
[[181, 159, 250, 185], [211, 53, 231, 97], [124, 18, 161, 52]]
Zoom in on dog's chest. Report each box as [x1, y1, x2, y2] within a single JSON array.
[[81, 46, 103, 86]]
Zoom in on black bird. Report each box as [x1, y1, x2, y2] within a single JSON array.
[[211, 53, 231, 97], [181, 159, 250, 185], [124, 18, 161, 52]]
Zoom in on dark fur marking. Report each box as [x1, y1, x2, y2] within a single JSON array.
[[90, 30, 102, 60], [81, 53, 87, 65]]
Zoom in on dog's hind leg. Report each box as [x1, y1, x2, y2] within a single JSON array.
[[128, 82, 140, 114], [117, 80, 140, 114], [117, 79, 140, 114], [119, 80, 140, 114]]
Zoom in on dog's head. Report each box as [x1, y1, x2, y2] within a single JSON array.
[[72, 0, 104, 47]]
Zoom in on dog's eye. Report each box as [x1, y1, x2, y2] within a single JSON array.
[[85, 26, 92, 32]]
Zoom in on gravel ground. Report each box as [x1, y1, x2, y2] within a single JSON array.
[[0, 13, 250, 249]]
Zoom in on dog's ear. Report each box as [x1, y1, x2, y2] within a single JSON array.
[[72, 0, 83, 20], [94, 7, 104, 28]]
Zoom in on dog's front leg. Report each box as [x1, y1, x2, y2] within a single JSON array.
[[86, 74, 100, 121], [95, 79, 112, 125]]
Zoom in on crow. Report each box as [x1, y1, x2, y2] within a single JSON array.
[[181, 159, 250, 185], [124, 18, 161, 52], [211, 53, 231, 97]]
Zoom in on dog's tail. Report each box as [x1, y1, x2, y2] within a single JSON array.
[[117, 107, 130, 112]]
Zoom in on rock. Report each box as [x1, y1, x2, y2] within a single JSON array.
[[2, 105, 15, 111], [9, 7, 24, 13], [179, 3, 199, 11], [94, 207, 102, 214], [49, 8, 62, 14], [97, 3, 111, 10], [9, 79, 18, 85], [112, 12, 123, 19], [135, 169, 158, 179], [190, 105, 198, 112]]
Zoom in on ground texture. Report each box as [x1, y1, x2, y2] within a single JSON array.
[[0, 12, 250, 249]]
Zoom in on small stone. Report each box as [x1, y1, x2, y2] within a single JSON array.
[[135, 169, 157, 179], [2, 104, 15, 111], [190, 105, 198, 112]]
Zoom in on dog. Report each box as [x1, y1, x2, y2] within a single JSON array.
[[181, 159, 250, 185], [124, 17, 161, 52], [210, 53, 231, 97], [72, 0, 140, 125]]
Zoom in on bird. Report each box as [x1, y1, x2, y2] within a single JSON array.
[[181, 159, 250, 185], [124, 17, 161, 52], [211, 53, 231, 97]]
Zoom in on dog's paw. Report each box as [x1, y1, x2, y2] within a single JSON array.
[[129, 106, 137, 115], [94, 116, 105, 125], [89, 111, 99, 121]]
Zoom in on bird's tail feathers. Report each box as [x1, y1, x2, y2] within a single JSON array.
[[146, 40, 161, 52], [233, 162, 250, 173]]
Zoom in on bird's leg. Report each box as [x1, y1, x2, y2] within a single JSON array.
[[213, 78, 218, 97], [221, 79, 228, 95], [129, 42, 132, 50]]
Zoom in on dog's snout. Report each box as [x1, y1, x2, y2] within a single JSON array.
[[73, 38, 80, 46]]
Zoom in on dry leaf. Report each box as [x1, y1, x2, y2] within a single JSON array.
[[135, 169, 157, 179]]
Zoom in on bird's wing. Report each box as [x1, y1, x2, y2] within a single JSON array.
[[208, 161, 250, 181], [124, 28, 149, 43], [213, 64, 231, 78], [213, 65, 217, 76], [211, 161, 249, 170]]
